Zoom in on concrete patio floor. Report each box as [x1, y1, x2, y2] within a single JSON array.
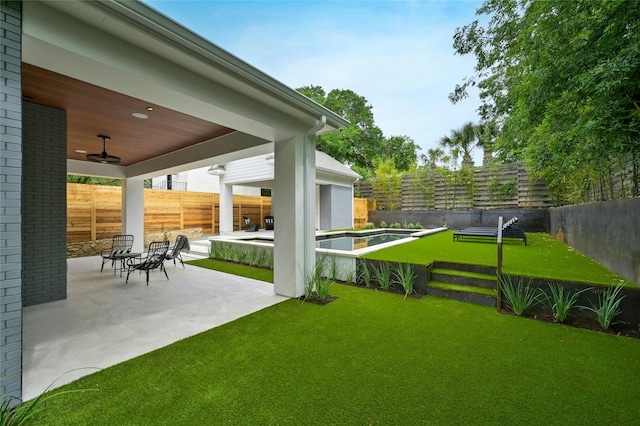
[[22, 254, 287, 400]]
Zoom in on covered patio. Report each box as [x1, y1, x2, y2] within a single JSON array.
[[1, 0, 348, 400], [21, 254, 286, 400]]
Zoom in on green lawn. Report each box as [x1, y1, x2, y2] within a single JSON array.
[[29, 233, 638, 424], [33, 283, 640, 425], [364, 230, 628, 286]]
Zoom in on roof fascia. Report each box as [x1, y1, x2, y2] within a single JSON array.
[[86, 0, 349, 131]]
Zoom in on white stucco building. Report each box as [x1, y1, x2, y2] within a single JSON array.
[[152, 151, 360, 231]]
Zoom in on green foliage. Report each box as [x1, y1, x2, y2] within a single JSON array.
[[371, 159, 402, 210], [296, 85, 419, 177], [414, 223, 424, 229], [389, 222, 401, 229], [379, 221, 388, 228], [393, 262, 416, 299], [302, 258, 333, 302], [439, 121, 478, 167], [1, 380, 96, 426], [488, 176, 517, 202], [373, 262, 392, 290], [500, 275, 539, 316], [583, 283, 626, 329], [451, 0, 640, 204], [363, 222, 375, 229], [344, 269, 356, 285], [357, 262, 373, 287], [209, 242, 273, 270], [539, 283, 590, 323]]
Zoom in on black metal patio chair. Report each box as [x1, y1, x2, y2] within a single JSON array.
[[165, 234, 189, 268], [100, 234, 134, 272], [243, 216, 259, 232], [125, 240, 170, 285], [264, 215, 274, 230]]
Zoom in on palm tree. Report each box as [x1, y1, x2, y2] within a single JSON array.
[[439, 121, 477, 167], [474, 121, 499, 167], [420, 147, 445, 169]]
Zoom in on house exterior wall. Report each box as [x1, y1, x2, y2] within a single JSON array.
[[319, 185, 353, 230], [21, 102, 67, 306], [1, 0, 23, 400], [152, 168, 261, 195]]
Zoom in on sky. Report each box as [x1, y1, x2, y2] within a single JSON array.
[[143, 0, 484, 165]]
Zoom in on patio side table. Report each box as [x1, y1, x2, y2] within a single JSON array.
[[112, 252, 142, 277]]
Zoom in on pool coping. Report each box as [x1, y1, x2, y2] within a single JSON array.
[[209, 227, 448, 257]]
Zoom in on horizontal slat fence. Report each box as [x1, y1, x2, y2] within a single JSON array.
[[357, 162, 549, 210], [67, 184, 369, 242]]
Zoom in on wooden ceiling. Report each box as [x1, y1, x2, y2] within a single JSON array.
[[21, 63, 235, 167]]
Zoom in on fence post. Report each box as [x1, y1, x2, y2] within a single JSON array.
[[90, 185, 97, 240], [496, 216, 503, 311]]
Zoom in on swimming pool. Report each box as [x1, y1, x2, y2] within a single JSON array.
[[209, 227, 447, 282], [315, 233, 411, 251]]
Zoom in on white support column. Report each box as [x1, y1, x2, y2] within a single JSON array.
[[273, 132, 316, 297], [122, 178, 145, 253], [219, 182, 234, 234]]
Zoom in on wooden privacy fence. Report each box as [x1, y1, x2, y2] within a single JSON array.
[[357, 162, 549, 210], [67, 184, 370, 242]]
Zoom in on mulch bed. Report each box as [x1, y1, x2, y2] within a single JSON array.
[[500, 308, 640, 339]]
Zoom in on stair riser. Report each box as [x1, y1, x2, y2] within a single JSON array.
[[426, 287, 497, 307], [430, 273, 496, 290], [433, 261, 496, 276]]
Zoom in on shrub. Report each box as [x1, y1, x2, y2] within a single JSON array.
[[314, 277, 334, 303], [393, 262, 416, 299], [302, 259, 333, 303], [582, 283, 626, 329], [379, 221, 388, 228], [364, 222, 375, 229], [414, 223, 424, 229], [344, 269, 356, 285], [500, 275, 539, 316], [373, 262, 392, 290], [539, 282, 590, 323], [358, 262, 373, 287], [390, 222, 401, 229]]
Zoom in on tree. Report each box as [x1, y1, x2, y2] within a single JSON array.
[[474, 121, 499, 167], [421, 147, 445, 170], [297, 85, 419, 176], [439, 121, 477, 167], [382, 135, 420, 172], [451, 0, 640, 203]]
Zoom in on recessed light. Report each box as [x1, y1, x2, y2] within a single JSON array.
[[146, 107, 154, 111], [75, 149, 87, 154], [132, 112, 148, 119]]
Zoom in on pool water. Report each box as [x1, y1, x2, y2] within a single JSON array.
[[315, 233, 410, 251]]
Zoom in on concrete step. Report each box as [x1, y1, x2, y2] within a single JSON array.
[[430, 268, 497, 290], [426, 281, 497, 307], [186, 239, 211, 256]]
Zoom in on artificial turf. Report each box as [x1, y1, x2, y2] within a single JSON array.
[[364, 230, 629, 286], [33, 284, 640, 425]]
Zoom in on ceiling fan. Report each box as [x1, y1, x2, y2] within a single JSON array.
[[86, 135, 121, 164]]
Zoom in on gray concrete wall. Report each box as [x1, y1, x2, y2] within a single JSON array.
[[549, 199, 640, 286], [369, 209, 549, 232], [320, 185, 353, 230], [0, 0, 23, 400], [21, 102, 68, 305]]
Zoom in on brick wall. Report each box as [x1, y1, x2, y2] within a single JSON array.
[[21, 102, 67, 306], [0, 0, 23, 401]]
